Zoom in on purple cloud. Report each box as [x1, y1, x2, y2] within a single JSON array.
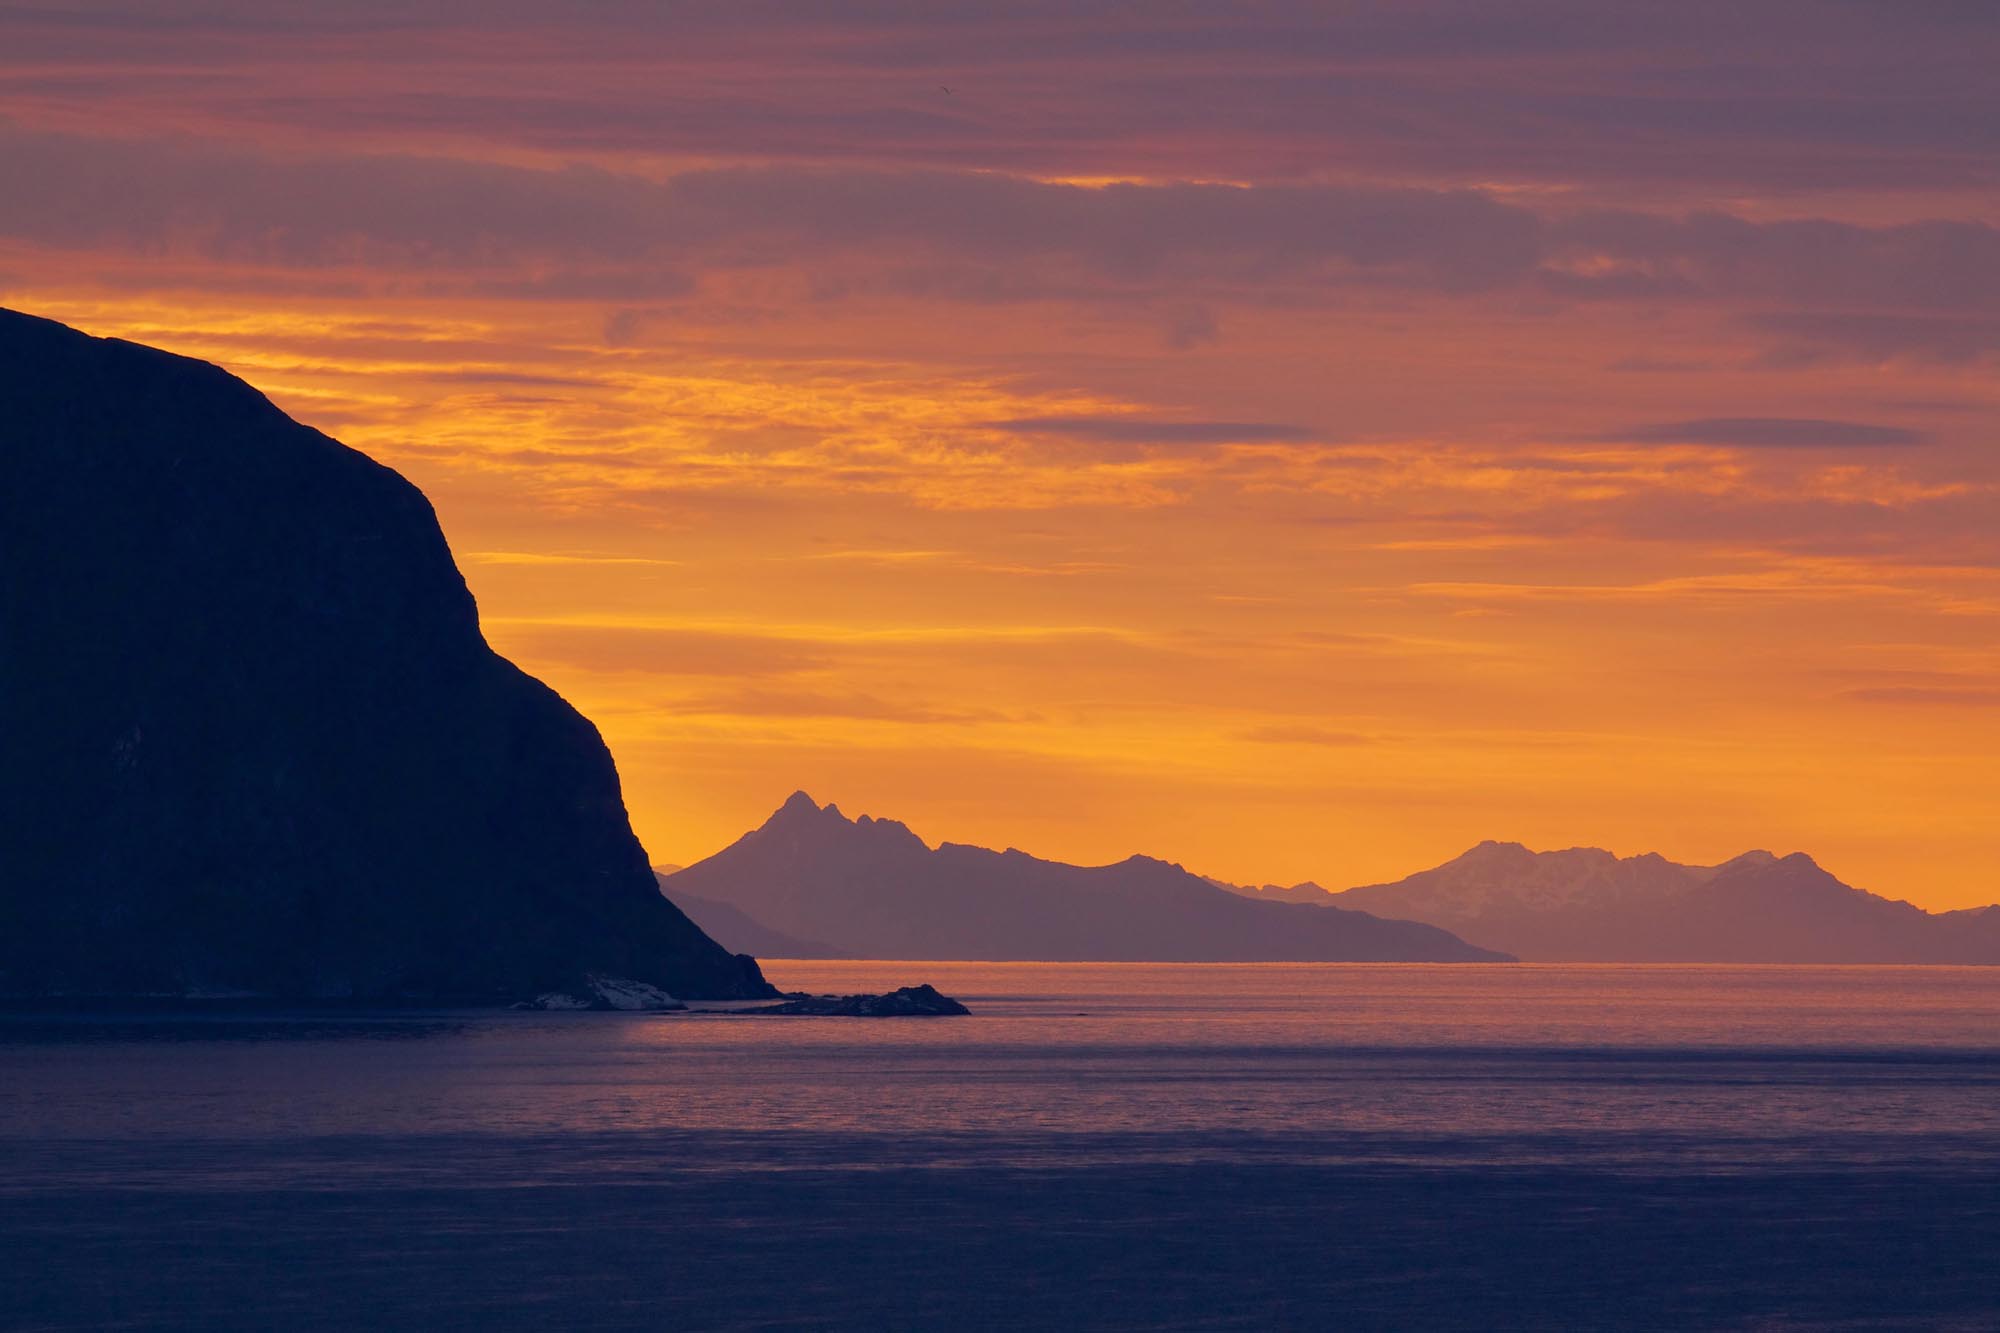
[[1608, 418, 1930, 448], [3, 2, 1994, 190], [1746, 312, 2000, 364], [4, 124, 1994, 328], [984, 417, 1313, 446]]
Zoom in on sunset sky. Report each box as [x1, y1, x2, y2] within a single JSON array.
[[6, 2, 1995, 907]]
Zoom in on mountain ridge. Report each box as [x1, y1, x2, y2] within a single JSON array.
[[652, 873, 851, 960], [1222, 842, 2000, 963], [661, 792, 1511, 963]]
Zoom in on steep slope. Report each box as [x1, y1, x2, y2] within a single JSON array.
[[1316, 842, 2000, 963], [653, 874, 850, 959], [0, 308, 772, 1001], [662, 793, 1511, 962]]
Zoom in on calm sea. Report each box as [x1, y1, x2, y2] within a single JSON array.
[[5, 963, 1999, 1330]]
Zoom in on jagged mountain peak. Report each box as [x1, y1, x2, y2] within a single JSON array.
[[667, 797, 1509, 963], [1463, 839, 1534, 858], [1719, 849, 1780, 869], [762, 790, 849, 830], [1714, 849, 1829, 881], [777, 789, 823, 816], [754, 792, 926, 852]]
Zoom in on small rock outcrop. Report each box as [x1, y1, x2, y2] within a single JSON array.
[[752, 984, 970, 1016]]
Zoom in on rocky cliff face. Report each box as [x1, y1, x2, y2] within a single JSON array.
[[0, 308, 773, 1001]]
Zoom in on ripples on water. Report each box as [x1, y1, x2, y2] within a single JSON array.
[[5, 964, 1998, 1330]]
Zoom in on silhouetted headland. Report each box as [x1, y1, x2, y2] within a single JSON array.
[[0, 308, 775, 1004], [660, 792, 1511, 962], [1224, 841, 2000, 963]]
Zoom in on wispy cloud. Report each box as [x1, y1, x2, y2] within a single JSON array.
[[1237, 725, 1377, 747], [464, 550, 681, 566], [4, 2, 1995, 192], [1746, 312, 2000, 364], [5, 124, 1997, 328], [983, 416, 1314, 446], [1605, 418, 1929, 448], [1841, 686, 2000, 706]]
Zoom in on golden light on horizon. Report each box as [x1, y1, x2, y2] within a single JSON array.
[[3, 7, 1994, 909]]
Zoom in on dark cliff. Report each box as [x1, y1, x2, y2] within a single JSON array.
[[0, 308, 773, 1001]]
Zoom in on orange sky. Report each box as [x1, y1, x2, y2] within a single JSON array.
[[4, 4, 1995, 906]]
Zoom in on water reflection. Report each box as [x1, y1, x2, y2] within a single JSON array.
[[5, 964, 1999, 1329]]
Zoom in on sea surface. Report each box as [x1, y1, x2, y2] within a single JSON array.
[[5, 963, 1999, 1331]]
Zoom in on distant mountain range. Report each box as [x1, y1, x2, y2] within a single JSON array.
[[663, 795, 2000, 965], [1222, 841, 2000, 964], [658, 793, 1510, 962]]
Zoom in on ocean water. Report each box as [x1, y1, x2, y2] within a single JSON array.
[[5, 963, 1999, 1330]]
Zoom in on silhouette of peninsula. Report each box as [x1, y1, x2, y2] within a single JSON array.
[[1225, 841, 2000, 963], [660, 793, 1511, 962], [0, 309, 774, 1002]]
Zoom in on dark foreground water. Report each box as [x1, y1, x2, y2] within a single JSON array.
[[5, 963, 2000, 1331]]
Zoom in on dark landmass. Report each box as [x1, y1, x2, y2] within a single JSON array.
[[1224, 841, 2000, 963], [653, 873, 851, 959], [662, 792, 1510, 962], [748, 984, 969, 1016], [0, 308, 773, 1003], [512, 977, 688, 1011]]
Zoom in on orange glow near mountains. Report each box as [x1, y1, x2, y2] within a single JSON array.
[[6, 5, 1995, 907]]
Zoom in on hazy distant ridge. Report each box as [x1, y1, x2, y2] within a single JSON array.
[[654, 877, 851, 960], [1223, 842, 2000, 964], [660, 793, 1510, 963]]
